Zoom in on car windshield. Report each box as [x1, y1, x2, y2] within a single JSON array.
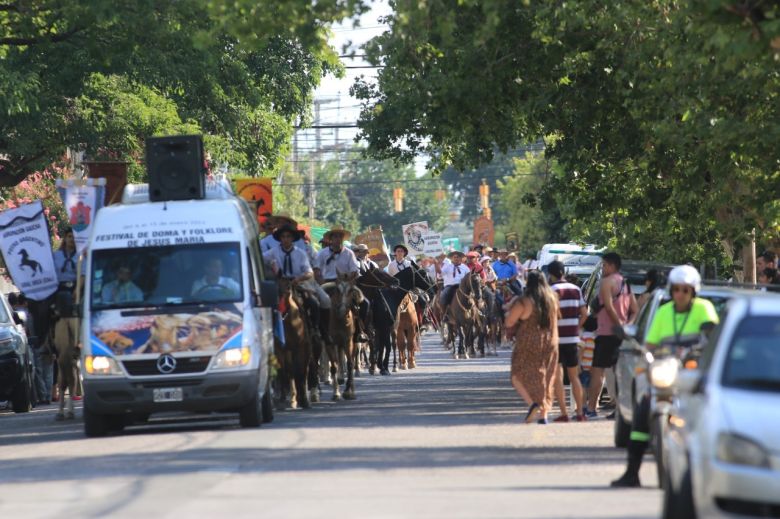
[[90, 242, 243, 310], [722, 316, 780, 392]]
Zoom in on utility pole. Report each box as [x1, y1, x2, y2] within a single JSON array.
[[308, 98, 337, 221]]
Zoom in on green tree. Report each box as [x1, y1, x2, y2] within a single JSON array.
[[0, 0, 348, 185], [353, 0, 780, 269]]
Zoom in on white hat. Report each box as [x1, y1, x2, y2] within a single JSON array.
[[480, 256, 492, 263]]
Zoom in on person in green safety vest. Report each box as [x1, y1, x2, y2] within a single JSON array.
[[611, 265, 719, 488]]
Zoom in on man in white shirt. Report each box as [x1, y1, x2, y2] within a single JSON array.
[[387, 244, 415, 276], [191, 258, 241, 299], [437, 251, 468, 311], [353, 244, 378, 275], [260, 215, 307, 254], [314, 228, 359, 283], [522, 253, 539, 278]]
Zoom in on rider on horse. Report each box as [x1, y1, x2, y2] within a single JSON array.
[[353, 243, 379, 275], [387, 244, 417, 276], [437, 251, 468, 313], [492, 248, 523, 307]]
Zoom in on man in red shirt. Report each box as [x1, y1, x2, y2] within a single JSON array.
[[465, 251, 487, 280]]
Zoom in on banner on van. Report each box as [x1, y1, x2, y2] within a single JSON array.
[[0, 201, 58, 301], [402, 221, 429, 256], [235, 178, 272, 228], [56, 178, 106, 255], [91, 305, 243, 355]]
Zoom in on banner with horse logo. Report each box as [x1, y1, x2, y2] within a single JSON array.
[[56, 178, 106, 255], [0, 201, 58, 301], [402, 221, 429, 256], [235, 178, 272, 228]]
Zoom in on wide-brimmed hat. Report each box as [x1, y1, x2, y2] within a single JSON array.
[[465, 250, 480, 258], [448, 250, 465, 258], [496, 248, 509, 254], [392, 244, 409, 255], [273, 224, 304, 242], [353, 243, 370, 252], [480, 256, 492, 263], [324, 226, 351, 240], [266, 214, 298, 229]]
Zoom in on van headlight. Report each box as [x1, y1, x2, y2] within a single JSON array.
[[212, 347, 251, 369], [717, 433, 770, 468], [650, 358, 680, 389], [85, 355, 123, 376]]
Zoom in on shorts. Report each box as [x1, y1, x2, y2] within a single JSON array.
[[558, 343, 579, 368], [592, 335, 622, 368]]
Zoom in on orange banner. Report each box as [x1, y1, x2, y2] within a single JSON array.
[[235, 178, 272, 227], [473, 215, 495, 247]]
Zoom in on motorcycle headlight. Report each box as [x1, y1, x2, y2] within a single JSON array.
[[717, 433, 770, 469], [650, 358, 680, 389], [84, 355, 123, 376], [212, 347, 252, 370]]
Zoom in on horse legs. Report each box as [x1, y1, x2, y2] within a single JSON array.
[[343, 340, 356, 400], [409, 330, 418, 369], [396, 325, 407, 370], [391, 332, 398, 373]]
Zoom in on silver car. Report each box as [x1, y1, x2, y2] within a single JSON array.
[[662, 293, 780, 519], [614, 286, 736, 449]]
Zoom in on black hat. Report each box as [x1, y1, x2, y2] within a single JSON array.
[[273, 225, 304, 242], [393, 244, 409, 256]]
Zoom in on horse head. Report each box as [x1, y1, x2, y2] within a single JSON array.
[[332, 274, 363, 317]]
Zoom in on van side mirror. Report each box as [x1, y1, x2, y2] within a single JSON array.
[[259, 280, 278, 309]]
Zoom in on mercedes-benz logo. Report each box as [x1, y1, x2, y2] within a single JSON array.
[[156, 354, 177, 374]]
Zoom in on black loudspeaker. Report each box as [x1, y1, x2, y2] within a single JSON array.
[[146, 135, 206, 201]]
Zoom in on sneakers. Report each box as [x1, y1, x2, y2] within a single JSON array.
[[583, 407, 598, 418], [605, 411, 616, 420]]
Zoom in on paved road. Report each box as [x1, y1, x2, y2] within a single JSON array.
[[0, 333, 660, 519]]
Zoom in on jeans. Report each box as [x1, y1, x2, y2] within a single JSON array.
[[33, 347, 53, 403]]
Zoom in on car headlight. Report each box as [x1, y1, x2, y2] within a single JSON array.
[[212, 347, 251, 370], [84, 355, 123, 376], [717, 433, 770, 469], [650, 358, 680, 389], [0, 336, 19, 355]]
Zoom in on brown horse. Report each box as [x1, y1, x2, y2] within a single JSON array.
[[395, 292, 419, 370], [446, 272, 482, 359], [276, 278, 312, 409], [325, 274, 364, 400]]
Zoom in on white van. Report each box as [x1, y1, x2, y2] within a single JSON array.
[[80, 179, 277, 436], [537, 242, 605, 270]]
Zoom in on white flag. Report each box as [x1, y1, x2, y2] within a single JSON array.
[[0, 201, 58, 301]]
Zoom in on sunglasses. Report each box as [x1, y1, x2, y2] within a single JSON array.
[[671, 285, 693, 294]]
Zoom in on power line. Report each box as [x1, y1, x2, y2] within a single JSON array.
[[274, 172, 533, 187]]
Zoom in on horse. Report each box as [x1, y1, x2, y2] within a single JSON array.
[[392, 266, 435, 368], [275, 278, 312, 409], [356, 268, 400, 376], [477, 284, 500, 357], [51, 289, 80, 420], [445, 272, 482, 359], [395, 291, 418, 369], [18, 249, 43, 276], [324, 274, 364, 400]]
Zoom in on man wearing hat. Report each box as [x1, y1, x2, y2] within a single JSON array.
[[437, 251, 468, 311], [387, 244, 416, 276], [267, 224, 330, 335], [314, 227, 359, 283], [353, 243, 378, 275], [465, 250, 487, 281], [493, 249, 522, 297], [261, 214, 307, 254]]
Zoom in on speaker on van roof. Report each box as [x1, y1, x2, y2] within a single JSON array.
[[146, 135, 206, 201]]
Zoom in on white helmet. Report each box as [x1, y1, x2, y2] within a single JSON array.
[[668, 265, 701, 293]]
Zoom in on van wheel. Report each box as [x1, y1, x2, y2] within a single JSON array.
[[614, 404, 630, 448], [84, 408, 109, 437], [239, 378, 263, 428], [261, 379, 274, 424], [11, 376, 32, 413]]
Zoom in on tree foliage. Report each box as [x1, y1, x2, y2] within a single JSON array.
[[0, 0, 351, 185], [354, 0, 780, 266]]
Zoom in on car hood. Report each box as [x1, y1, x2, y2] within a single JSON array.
[[720, 388, 780, 454]]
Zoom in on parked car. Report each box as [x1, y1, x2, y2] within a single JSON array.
[[662, 293, 780, 519], [613, 285, 738, 449], [0, 293, 34, 413]]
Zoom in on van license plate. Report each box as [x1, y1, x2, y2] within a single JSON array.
[[153, 387, 183, 402]]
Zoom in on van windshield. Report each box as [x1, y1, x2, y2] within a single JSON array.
[[90, 243, 243, 310]]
